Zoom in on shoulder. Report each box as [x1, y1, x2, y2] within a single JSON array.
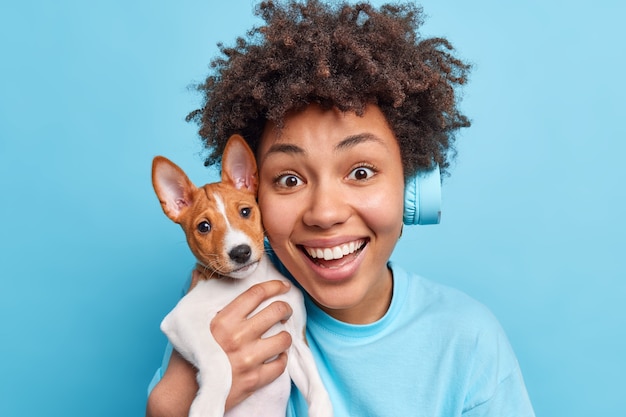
[[392, 264, 533, 410], [390, 262, 516, 362], [391, 262, 500, 327], [391, 264, 527, 396]]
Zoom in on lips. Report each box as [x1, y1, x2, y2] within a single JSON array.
[[302, 239, 366, 261]]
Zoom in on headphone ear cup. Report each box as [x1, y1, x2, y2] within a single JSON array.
[[403, 164, 442, 225]]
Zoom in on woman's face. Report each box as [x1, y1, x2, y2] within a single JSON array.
[[257, 104, 405, 324]]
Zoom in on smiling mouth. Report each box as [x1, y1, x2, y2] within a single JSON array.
[[301, 239, 367, 263]]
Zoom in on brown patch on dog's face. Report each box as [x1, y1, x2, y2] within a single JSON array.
[[178, 182, 264, 276], [153, 135, 263, 279]]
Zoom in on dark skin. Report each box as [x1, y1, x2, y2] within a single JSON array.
[[146, 274, 293, 416]]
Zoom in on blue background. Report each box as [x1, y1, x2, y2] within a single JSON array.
[[1, 0, 624, 415]]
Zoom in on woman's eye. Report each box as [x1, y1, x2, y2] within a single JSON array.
[[276, 174, 303, 188], [348, 166, 375, 181]]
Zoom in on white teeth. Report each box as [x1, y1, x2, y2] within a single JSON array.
[[305, 240, 364, 260]]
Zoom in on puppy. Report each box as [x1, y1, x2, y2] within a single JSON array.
[[152, 135, 332, 417]]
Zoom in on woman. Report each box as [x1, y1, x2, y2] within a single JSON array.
[[147, 1, 535, 415]]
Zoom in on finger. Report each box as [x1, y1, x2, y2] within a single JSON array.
[[240, 351, 290, 394], [213, 300, 293, 354], [259, 330, 293, 362], [246, 300, 293, 336], [230, 330, 292, 372], [258, 351, 290, 384], [210, 282, 293, 350], [221, 280, 291, 319], [225, 351, 289, 411]]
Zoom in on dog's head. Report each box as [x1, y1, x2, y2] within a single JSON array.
[[152, 135, 264, 279]]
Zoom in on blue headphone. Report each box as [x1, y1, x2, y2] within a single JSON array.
[[403, 164, 442, 225]]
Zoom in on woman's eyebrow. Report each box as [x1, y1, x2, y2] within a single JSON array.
[[265, 142, 306, 156], [335, 133, 386, 151], [264, 132, 385, 157]]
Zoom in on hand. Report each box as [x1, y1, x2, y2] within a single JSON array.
[[208, 271, 294, 411], [146, 272, 294, 417]]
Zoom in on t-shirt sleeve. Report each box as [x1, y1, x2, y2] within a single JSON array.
[[462, 364, 535, 417], [146, 341, 173, 396], [460, 305, 535, 417]]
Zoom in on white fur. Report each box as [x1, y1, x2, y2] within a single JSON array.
[[160, 231, 333, 417]]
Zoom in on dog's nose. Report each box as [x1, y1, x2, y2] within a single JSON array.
[[229, 244, 251, 264]]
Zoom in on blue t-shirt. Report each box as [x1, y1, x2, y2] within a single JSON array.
[[148, 262, 534, 416], [286, 262, 534, 417]]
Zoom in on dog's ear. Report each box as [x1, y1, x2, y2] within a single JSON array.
[[221, 134, 258, 194], [152, 156, 197, 223]]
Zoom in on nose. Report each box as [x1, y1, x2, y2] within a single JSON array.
[[302, 182, 351, 229], [229, 244, 251, 264]]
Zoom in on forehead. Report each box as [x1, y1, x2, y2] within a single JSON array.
[[258, 104, 398, 160]]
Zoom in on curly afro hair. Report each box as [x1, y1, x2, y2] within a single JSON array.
[[186, 0, 471, 178]]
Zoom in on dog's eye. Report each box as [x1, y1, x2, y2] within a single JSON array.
[[197, 221, 211, 234], [240, 207, 252, 218]]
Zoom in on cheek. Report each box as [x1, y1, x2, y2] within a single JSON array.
[[258, 187, 291, 241], [357, 185, 404, 233]]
